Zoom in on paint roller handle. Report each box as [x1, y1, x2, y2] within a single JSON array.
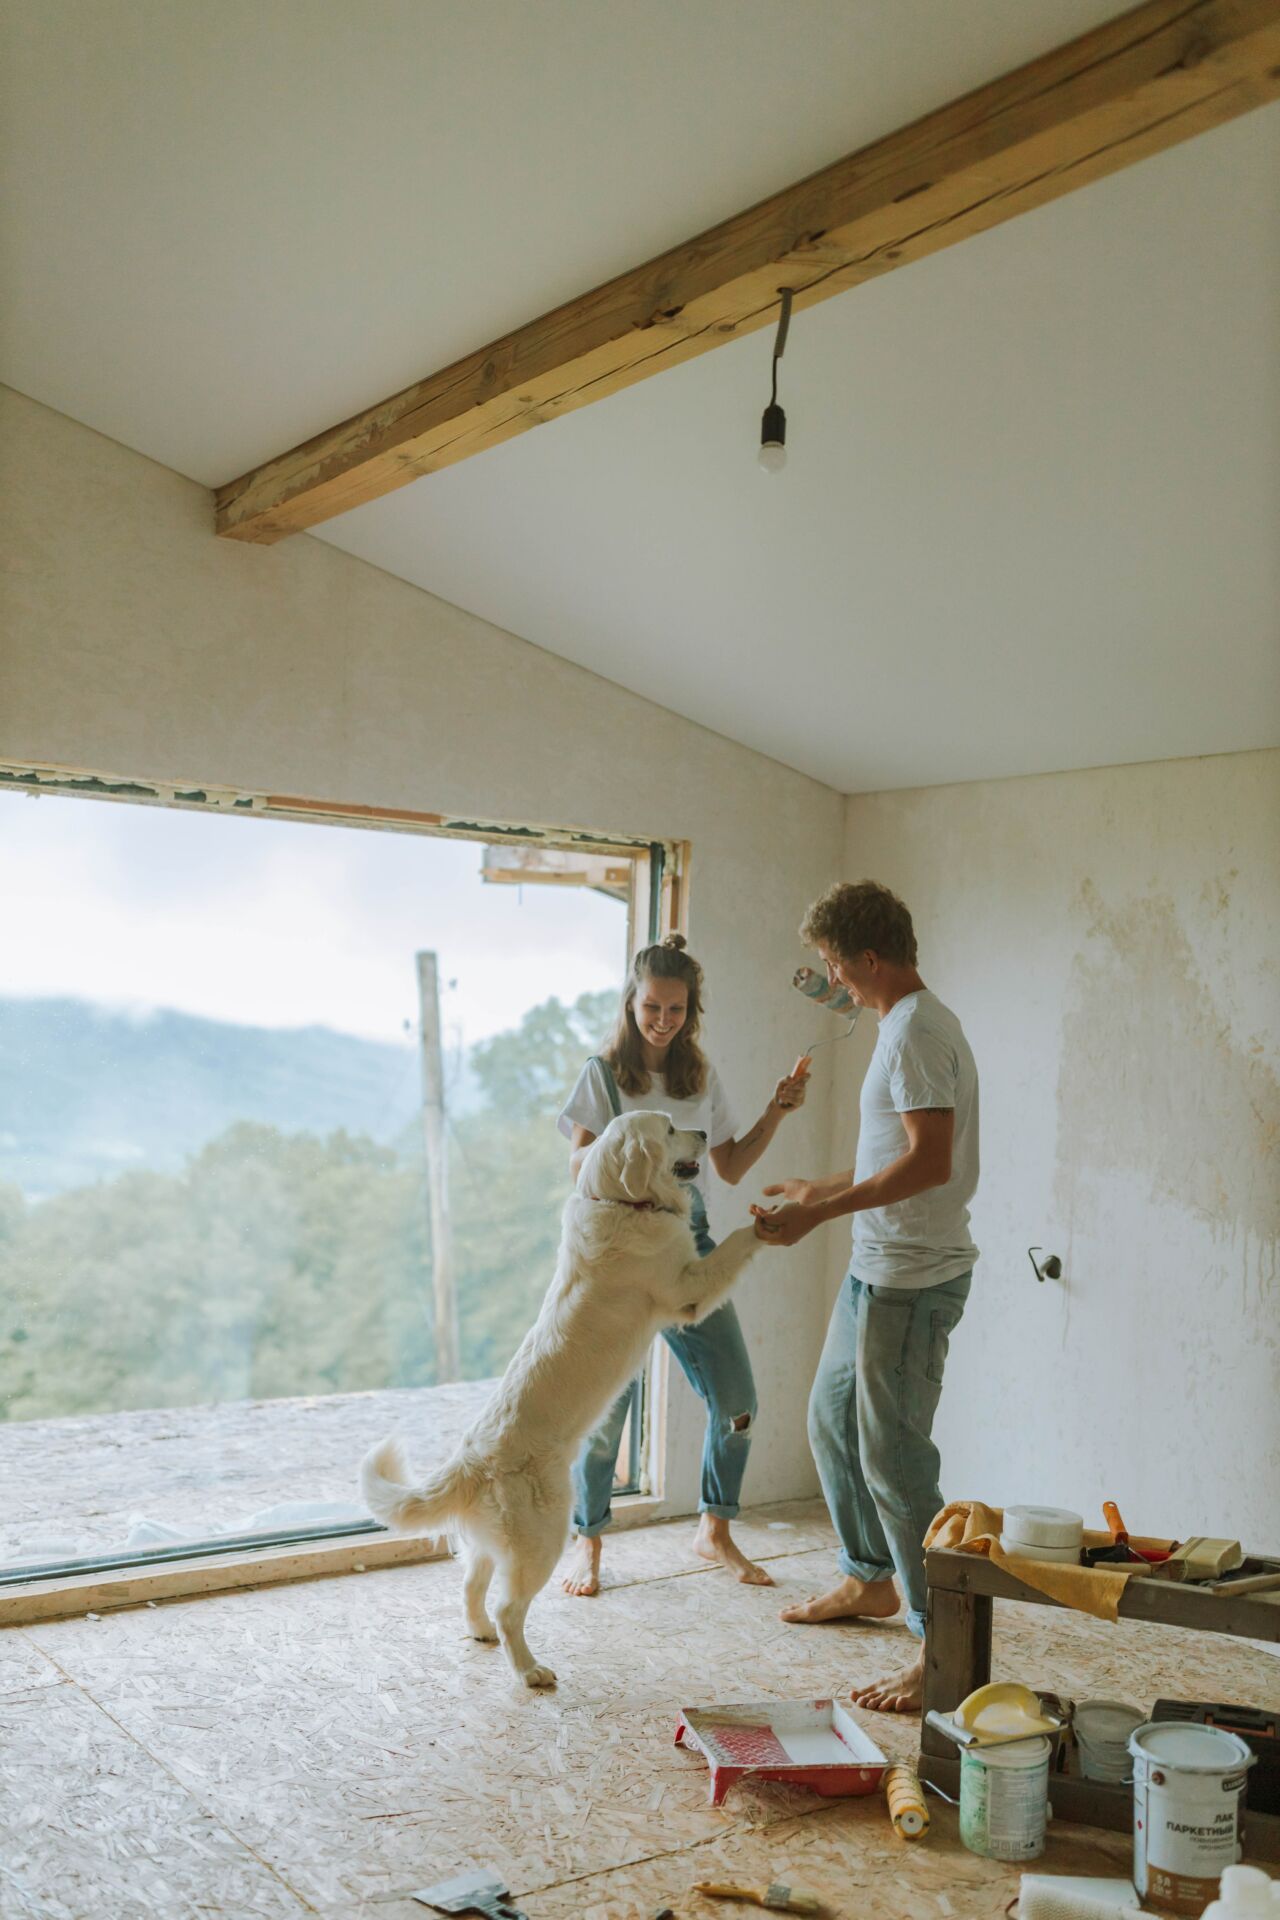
[[1103, 1501, 1129, 1545], [772, 1064, 810, 1110]]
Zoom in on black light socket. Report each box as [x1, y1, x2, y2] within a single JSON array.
[[760, 401, 786, 448]]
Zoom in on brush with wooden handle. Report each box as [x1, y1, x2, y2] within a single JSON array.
[[691, 1885, 821, 1915]]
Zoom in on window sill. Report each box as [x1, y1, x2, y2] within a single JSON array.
[[1, 1493, 673, 1627]]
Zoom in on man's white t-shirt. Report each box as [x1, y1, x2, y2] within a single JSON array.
[[557, 1057, 738, 1151], [852, 990, 979, 1291]]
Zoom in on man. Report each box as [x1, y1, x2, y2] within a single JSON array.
[[752, 880, 978, 1714]]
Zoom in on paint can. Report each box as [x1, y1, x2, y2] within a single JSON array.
[[1129, 1720, 1255, 1914], [959, 1735, 1050, 1861]]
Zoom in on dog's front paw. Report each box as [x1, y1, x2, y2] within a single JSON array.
[[522, 1663, 557, 1689], [468, 1618, 498, 1643]]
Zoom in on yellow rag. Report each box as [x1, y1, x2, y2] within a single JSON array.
[[924, 1501, 1174, 1623]]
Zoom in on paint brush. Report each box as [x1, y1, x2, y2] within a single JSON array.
[[691, 1885, 822, 1915]]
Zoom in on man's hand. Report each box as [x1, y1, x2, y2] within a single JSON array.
[[751, 1200, 820, 1246], [761, 1176, 817, 1207]]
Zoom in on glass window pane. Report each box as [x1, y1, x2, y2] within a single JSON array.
[[0, 793, 636, 1574]]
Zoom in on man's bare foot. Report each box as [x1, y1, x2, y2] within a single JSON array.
[[693, 1514, 775, 1586], [849, 1647, 925, 1714], [561, 1535, 601, 1597], [779, 1574, 900, 1624]]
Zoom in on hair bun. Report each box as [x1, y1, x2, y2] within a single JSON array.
[[663, 932, 688, 951]]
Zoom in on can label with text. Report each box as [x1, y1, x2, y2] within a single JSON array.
[[1130, 1721, 1253, 1915], [959, 1737, 1050, 1862]]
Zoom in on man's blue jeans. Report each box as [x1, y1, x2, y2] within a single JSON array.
[[807, 1268, 971, 1638]]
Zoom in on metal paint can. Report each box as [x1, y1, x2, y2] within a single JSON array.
[[1129, 1720, 1254, 1914], [959, 1736, 1050, 1861]]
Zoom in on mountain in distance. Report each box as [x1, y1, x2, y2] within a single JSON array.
[[0, 996, 482, 1200]]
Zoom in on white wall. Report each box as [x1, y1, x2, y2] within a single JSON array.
[[8, 383, 1275, 1553], [0, 386, 846, 1515], [841, 751, 1280, 1550]]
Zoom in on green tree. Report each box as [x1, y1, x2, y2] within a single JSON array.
[[0, 991, 618, 1423], [470, 989, 614, 1122]]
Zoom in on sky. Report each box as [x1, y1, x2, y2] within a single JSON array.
[[0, 790, 629, 1048]]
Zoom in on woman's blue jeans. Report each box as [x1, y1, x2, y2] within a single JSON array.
[[807, 1268, 971, 1638], [571, 1218, 758, 1537]]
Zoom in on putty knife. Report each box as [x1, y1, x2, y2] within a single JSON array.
[[411, 1865, 528, 1918]]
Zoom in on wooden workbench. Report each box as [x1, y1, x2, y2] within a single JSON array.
[[918, 1547, 1280, 1863]]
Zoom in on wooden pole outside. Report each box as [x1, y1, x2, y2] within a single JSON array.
[[416, 951, 459, 1383]]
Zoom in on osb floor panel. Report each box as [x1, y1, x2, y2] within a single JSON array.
[[0, 1382, 496, 1563], [2, 1503, 1277, 1920]]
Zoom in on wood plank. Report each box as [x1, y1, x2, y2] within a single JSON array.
[[925, 1548, 1280, 1642], [920, 1583, 993, 1762], [215, 0, 1280, 543], [0, 1495, 667, 1626], [0, 1530, 447, 1627]]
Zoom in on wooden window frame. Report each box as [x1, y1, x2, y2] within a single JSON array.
[[0, 756, 691, 1623]]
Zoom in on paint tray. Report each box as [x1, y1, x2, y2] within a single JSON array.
[[675, 1697, 888, 1805]]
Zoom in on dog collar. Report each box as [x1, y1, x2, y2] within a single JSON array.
[[587, 1196, 675, 1213]]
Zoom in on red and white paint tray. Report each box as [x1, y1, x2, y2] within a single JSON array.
[[674, 1698, 888, 1805]]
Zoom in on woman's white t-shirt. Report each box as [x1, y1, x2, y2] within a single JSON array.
[[557, 1057, 738, 1152]]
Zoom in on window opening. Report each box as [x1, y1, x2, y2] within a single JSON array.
[[0, 770, 673, 1585]]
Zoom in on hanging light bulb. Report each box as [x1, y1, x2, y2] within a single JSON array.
[[758, 402, 786, 472], [758, 287, 793, 473]]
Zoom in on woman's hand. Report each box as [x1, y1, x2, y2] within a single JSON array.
[[772, 1061, 810, 1112]]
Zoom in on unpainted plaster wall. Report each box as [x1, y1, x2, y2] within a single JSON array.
[[840, 751, 1280, 1549], [0, 386, 845, 1515]]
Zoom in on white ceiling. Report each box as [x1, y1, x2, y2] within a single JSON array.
[[3, 2, 1277, 793]]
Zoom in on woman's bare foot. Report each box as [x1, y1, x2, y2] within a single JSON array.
[[561, 1535, 602, 1596], [779, 1574, 900, 1624], [849, 1646, 925, 1713], [693, 1514, 775, 1586]]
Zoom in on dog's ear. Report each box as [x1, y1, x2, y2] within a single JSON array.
[[583, 1115, 635, 1202], [576, 1132, 604, 1194], [618, 1126, 666, 1203]]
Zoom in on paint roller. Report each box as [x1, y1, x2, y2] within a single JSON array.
[[791, 966, 860, 1074], [1012, 1877, 1145, 1920], [884, 1763, 929, 1839]]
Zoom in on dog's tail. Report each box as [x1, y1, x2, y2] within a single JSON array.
[[360, 1435, 473, 1533]]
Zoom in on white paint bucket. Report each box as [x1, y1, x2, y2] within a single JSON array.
[[1129, 1720, 1254, 1915], [959, 1736, 1050, 1861], [1075, 1700, 1144, 1783]]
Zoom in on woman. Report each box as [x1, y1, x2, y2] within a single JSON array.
[[557, 934, 808, 1596]]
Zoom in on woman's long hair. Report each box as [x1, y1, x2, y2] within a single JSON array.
[[603, 934, 708, 1101]]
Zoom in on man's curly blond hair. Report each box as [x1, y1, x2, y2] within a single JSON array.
[[799, 880, 918, 967]]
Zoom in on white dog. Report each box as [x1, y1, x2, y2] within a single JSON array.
[[360, 1110, 761, 1688]]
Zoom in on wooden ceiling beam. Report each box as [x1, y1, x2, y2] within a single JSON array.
[[215, 0, 1280, 543]]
